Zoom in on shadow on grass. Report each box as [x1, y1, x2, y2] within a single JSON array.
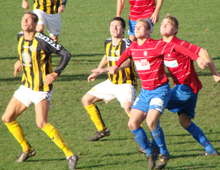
[[0, 77, 20, 82], [27, 157, 66, 162], [55, 74, 107, 82], [168, 163, 220, 170]]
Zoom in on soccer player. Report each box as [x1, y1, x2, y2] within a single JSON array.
[[22, 0, 67, 42], [116, 0, 163, 41], [109, 19, 208, 169], [159, 14, 219, 156], [81, 17, 137, 141], [2, 12, 78, 170]]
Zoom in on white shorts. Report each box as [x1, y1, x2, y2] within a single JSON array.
[[88, 79, 136, 108], [13, 85, 53, 107], [33, 9, 61, 36]]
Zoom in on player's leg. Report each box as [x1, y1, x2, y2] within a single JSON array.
[[128, 20, 137, 42], [147, 83, 171, 169], [35, 97, 78, 169], [129, 109, 157, 169], [33, 9, 46, 33], [82, 93, 108, 132], [82, 80, 114, 141], [2, 86, 35, 162], [179, 112, 218, 156]]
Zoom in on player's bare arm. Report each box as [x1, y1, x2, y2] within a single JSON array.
[[58, 5, 65, 14], [151, 0, 163, 24], [196, 56, 209, 70], [109, 65, 119, 75], [22, 0, 29, 10], [116, 0, 125, 17], [199, 48, 220, 82], [14, 60, 22, 77], [44, 72, 58, 85]]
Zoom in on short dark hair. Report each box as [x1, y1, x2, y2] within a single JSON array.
[[25, 11, 38, 23], [110, 17, 126, 29]]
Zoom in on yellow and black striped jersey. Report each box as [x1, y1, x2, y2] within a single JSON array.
[[33, 0, 67, 14], [105, 37, 137, 89], [17, 31, 71, 92]]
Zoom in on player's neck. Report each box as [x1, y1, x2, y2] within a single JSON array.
[[137, 38, 147, 46], [112, 36, 123, 46], [24, 31, 36, 40], [162, 35, 174, 43]]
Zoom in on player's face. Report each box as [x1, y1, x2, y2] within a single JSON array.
[[21, 14, 37, 32], [110, 20, 125, 38], [160, 19, 177, 36], [135, 22, 150, 39]]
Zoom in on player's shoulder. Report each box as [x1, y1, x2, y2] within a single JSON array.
[[35, 32, 62, 50], [17, 31, 24, 40], [122, 37, 131, 47]]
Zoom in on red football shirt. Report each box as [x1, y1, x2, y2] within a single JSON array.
[[129, 0, 156, 21], [116, 39, 199, 90], [163, 36, 202, 93]]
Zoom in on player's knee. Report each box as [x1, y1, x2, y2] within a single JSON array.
[[81, 95, 88, 106], [2, 113, 12, 123], [128, 120, 137, 130], [36, 24, 44, 33], [50, 36, 58, 43]]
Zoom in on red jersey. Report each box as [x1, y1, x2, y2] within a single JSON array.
[[116, 39, 199, 90], [129, 0, 156, 21], [163, 36, 202, 93]]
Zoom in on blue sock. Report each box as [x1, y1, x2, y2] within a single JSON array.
[[131, 127, 153, 156], [186, 122, 216, 154], [151, 121, 160, 150], [151, 131, 159, 149], [151, 125, 169, 156]]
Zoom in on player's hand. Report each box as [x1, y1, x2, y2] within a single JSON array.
[[196, 57, 208, 70], [109, 65, 119, 75], [213, 74, 220, 82], [22, 0, 29, 10], [150, 12, 159, 24], [92, 68, 109, 75], [44, 72, 58, 85], [58, 5, 65, 14], [14, 60, 22, 77], [88, 73, 99, 82]]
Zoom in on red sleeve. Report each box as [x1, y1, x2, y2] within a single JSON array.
[[115, 47, 131, 67], [174, 44, 199, 61]]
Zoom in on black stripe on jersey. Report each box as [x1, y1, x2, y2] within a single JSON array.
[[20, 40, 28, 87], [107, 43, 114, 81], [36, 0, 40, 10], [43, 0, 47, 13], [28, 41, 35, 89], [57, 0, 61, 13], [50, 0, 54, 14]]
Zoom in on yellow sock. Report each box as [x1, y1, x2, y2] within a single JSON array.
[[85, 104, 107, 131], [5, 120, 31, 153], [42, 123, 73, 157]]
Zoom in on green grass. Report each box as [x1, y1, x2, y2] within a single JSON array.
[[0, 0, 220, 169]]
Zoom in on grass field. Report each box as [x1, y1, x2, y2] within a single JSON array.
[[0, 0, 220, 169]]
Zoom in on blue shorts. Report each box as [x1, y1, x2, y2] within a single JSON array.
[[132, 83, 170, 114], [128, 18, 154, 36], [166, 84, 198, 119]]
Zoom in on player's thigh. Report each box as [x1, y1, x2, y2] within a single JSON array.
[[146, 109, 161, 130], [2, 97, 27, 123], [33, 90, 53, 128], [87, 79, 116, 103], [35, 99, 50, 128], [82, 93, 102, 106], [33, 9, 46, 25]]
